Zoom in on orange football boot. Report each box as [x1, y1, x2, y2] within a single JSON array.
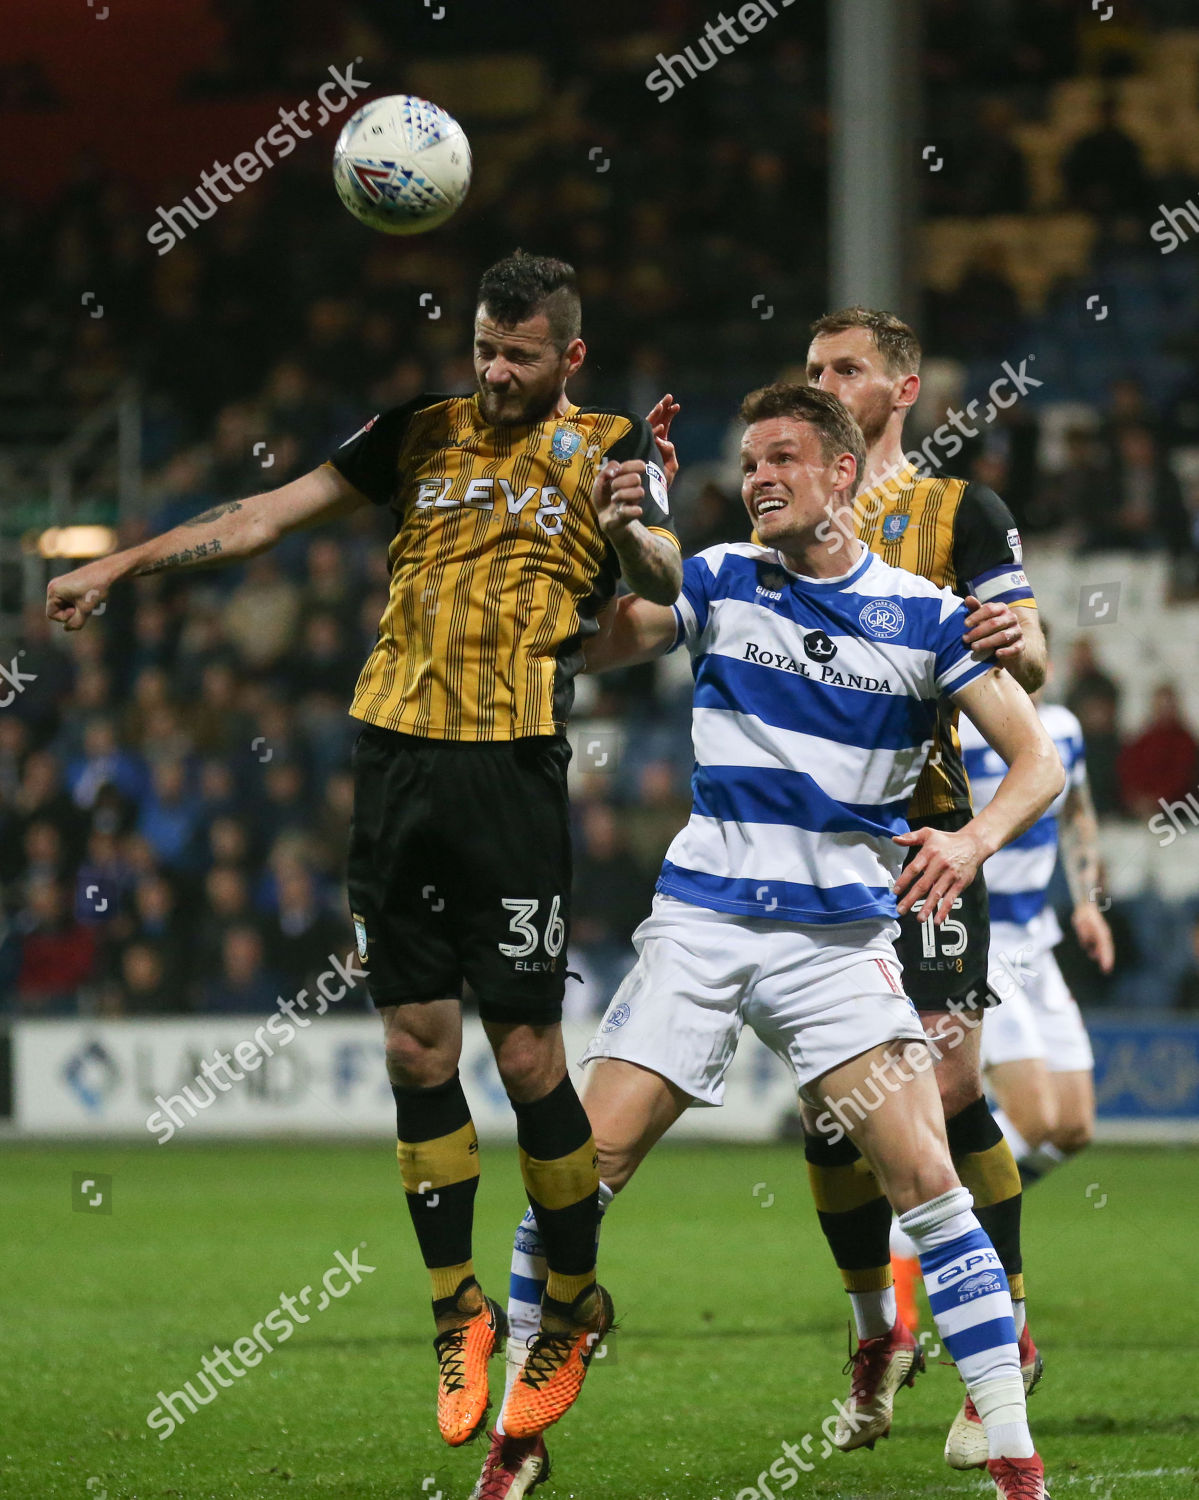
[[433, 1292, 508, 1446], [501, 1284, 614, 1439]]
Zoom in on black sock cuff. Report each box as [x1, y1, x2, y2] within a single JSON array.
[[945, 1096, 1002, 1158], [804, 1127, 864, 1168], [509, 1074, 590, 1159], [393, 1072, 471, 1143]]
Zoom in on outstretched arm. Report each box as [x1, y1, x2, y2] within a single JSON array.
[[894, 667, 1064, 923], [584, 593, 679, 674], [46, 464, 370, 630]]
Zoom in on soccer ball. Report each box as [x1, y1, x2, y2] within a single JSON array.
[[332, 94, 472, 235]]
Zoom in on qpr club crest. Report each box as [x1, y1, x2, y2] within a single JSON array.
[[550, 425, 584, 462], [882, 512, 911, 542], [858, 599, 906, 640]]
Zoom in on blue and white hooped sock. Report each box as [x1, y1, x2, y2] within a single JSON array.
[[899, 1186, 1033, 1460]]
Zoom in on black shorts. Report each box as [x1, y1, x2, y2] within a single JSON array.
[[895, 809, 998, 1013], [346, 724, 573, 1024]]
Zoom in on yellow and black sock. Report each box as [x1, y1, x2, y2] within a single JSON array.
[[394, 1073, 481, 1319], [804, 1128, 893, 1293], [946, 1096, 1025, 1304], [511, 1074, 599, 1310]]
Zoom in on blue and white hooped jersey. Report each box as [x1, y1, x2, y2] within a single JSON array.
[[659, 542, 993, 926], [959, 701, 1085, 935]]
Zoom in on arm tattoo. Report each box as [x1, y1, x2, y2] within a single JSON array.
[[183, 500, 243, 528], [611, 526, 683, 606], [134, 538, 224, 575]]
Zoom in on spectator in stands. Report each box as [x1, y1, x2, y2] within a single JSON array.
[[1045, 426, 1108, 536], [222, 554, 301, 671], [121, 871, 192, 993], [18, 820, 70, 893], [137, 758, 204, 870], [262, 859, 350, 998], [1062, 94, 1150, 217], [200, 923, 282, 1013], [7, 877, 97, 1015], [1066, 637, 1121, 717], [255, 759, 311, 847], [0, 714, 28, 802], [107, 940, 185, 1015], [201, 814, 255, 872], [953, 99, 1030, 217], [1176, 915, 1199, 1011], [66, 716, 147, 811], [1083, 424, 1190, 555], [625, 760, 692, 872], [1070, 689, 1125, 819], [571, 800, 656, 1006], [1118, 684, 1199, 819], [0, 749, 79, 881], [193, 865, 259, 974]]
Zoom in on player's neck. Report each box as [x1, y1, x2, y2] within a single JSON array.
[[862, 430, 912, 496], [777, 533, 866, 581]]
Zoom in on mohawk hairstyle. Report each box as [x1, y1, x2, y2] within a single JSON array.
[[476, 250, 581, 351]]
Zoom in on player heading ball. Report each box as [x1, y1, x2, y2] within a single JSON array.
[[44, 249, 684, 1454]]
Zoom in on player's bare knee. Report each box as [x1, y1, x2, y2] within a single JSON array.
[[1051, 1118, 1093, 1155], [383, 1025, 454, 1088], [937, 1067, 983, 1120], [590, 1130, 639, 1194], [494, 1044, 559, 1103]]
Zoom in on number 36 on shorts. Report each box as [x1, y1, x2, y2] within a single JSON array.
[[499, 895, 566, 960]]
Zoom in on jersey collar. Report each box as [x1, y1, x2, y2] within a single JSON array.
[[772, 539, 873, 590]]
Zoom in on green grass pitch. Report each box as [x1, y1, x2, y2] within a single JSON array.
[[3, 1140, 1196, 1498]]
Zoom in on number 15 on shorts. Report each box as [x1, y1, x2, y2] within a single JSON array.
[[912, 896, 967, 970], [499, 895, 566, 969]]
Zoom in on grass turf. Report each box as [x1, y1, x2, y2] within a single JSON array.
[[2, 1141, 1195, 1499]]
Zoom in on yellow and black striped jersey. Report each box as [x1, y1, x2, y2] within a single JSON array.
[[856, 462, 1037, 819], [328, 394, 678, 742]]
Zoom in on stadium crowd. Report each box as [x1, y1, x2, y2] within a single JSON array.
[[3, 0, 1199, 1016]]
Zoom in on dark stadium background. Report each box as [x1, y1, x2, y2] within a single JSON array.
[[1, 0, 1198, 1109]]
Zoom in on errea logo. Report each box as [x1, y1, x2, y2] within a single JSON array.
[[415, 478, 567, 535]]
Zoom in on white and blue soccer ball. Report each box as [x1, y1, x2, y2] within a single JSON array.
[[332, 94, 472, 235]]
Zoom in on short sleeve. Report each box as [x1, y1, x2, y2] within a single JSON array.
[[1065, 714, 1088, 790], [671, 552, 718, 653], [325, 398, 426, 506], [931, 591, 994, 698], [604, 417, 679, 549], [951, 482, 1036, 607]]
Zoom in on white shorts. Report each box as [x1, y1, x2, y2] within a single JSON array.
[[579, 894, 929, 1105], [982, 924, 1094, 1073]]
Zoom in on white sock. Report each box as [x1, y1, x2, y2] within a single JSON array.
[[974, 1374, 1036, 1459], [992, 1109, 1032, 1164], [849, 1286, 897, 1341], [889, 1218, 919, 1261], [1012, 1297, 1027, 1340], [899, 1188, 1031, 1459]]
